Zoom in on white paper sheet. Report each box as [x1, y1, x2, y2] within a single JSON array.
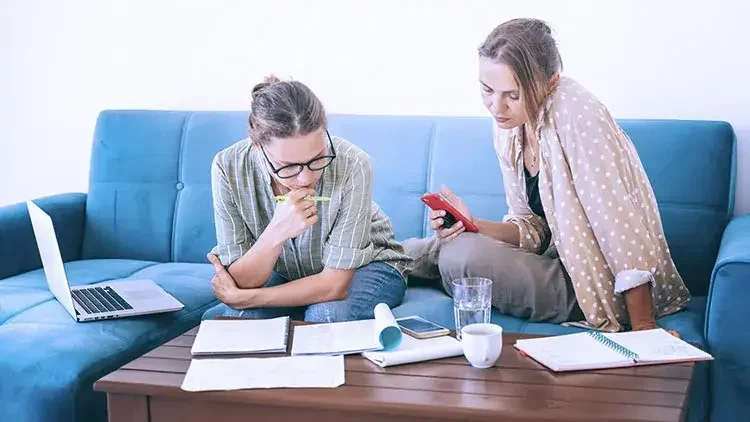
[[362, 334, 463, 367], [191, 317, 289, 356], [603, 329, 714, 364], [291, 303, 402, 355], [180, 355, 345, 391]]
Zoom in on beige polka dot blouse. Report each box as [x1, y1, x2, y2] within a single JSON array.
[[493, 76, 691, 332]]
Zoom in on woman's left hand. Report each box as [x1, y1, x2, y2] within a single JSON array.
[[207, 254, 249, 309], [430, 185, 474, 243]]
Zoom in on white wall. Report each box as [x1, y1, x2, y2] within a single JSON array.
[[1, 0, 749, 214]]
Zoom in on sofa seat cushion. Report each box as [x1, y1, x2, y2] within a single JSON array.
[[392, 286, 709, 422], [0, 260, 218, 422]]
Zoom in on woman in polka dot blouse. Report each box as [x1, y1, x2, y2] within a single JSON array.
[[404, 18, 689, 334]]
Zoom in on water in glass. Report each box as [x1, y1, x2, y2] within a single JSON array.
[[452, 277, 492, 340]]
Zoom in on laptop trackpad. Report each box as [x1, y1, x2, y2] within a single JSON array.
[[120, 288, 158, 301], [110, 280, 166, 303]]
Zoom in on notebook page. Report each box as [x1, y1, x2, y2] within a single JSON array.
[[291, 319, 381, 355], [191, 317, 289, 356], [603, 329, 713, 364], [515, 332, 633, 371], [362, 335, 463, 367], [181, 355, 345, 391], [291, 303, 402, 355]]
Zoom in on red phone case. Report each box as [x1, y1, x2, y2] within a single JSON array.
[[421, 193, 479, 233]]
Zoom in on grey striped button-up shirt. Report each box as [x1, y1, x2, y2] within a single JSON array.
[[209, 135, 412, 282]]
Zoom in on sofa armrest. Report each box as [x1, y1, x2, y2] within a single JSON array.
[[0, 193, 87, 280], [705, 214, 750, 421]]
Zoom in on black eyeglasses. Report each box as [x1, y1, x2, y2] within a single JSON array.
[[260, 130, 337, 179]]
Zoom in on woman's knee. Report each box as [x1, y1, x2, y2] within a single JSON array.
[[305, 263, 406, 322], [438, 233, 506, 278], [304, 301, 354, 323], [351, 262, 406, 308]]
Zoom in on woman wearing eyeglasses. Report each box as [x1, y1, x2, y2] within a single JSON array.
[[203, 75, 411, 322]]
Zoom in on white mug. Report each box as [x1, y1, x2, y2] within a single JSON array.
[[461, 323, 503, 369]]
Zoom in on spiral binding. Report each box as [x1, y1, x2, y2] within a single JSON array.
[[587, 331, 640, 361]]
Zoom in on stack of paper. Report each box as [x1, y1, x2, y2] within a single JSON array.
[[362, 334, 463, 367], [291, 303, 402, 355], [191, 316, 290, 356], [181, 355, 345, 392]]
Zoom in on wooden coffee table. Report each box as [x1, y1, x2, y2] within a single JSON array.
[[94, 322, 695, 422]]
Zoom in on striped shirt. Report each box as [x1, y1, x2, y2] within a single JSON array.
[[209, 135, 412, 281]]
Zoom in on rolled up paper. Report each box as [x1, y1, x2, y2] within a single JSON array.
[[374, 303, 402, 351]]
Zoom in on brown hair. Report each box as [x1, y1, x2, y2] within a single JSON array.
[[478, 18, 562, 130], [248, 75, 327, 145]]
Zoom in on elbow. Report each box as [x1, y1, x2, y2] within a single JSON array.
[[227, 267, 265, 290], [233, 277, 255, 290], [329, 283, 349, 301], [325, 275, 352, 302], [317, 267, 355, 302]]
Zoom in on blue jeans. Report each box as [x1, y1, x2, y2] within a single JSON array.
[[202, 262, 406, 322]]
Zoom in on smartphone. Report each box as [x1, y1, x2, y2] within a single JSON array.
[[396, 316, 451, 339], [421, 193, 479, 233]]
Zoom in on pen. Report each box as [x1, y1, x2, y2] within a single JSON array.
[[274, 195, 331, 202]]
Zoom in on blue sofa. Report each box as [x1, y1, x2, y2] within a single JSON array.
[[0, 110, 747, 422]]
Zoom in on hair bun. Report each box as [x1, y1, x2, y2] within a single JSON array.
[[263, 74, 281, 84], [251, 74, 282, 100]]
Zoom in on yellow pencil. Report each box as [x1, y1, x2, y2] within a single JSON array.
[[275, 195, 330, 202]]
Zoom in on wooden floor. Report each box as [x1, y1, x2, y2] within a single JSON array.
[[94, 322, 694, 422]]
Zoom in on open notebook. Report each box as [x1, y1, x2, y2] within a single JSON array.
[[191, 316, 290, 356], [514, 328, 713, 372], [291, 303, 402, 355]]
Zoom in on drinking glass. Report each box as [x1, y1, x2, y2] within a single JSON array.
[[452, 277, 493, 340]]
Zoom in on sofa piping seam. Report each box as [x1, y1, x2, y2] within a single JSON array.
[[171, 112, 192, 262]]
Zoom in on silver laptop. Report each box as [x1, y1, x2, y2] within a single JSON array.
[[27, 200, 185, 322]]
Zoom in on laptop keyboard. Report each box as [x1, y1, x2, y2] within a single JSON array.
[[72, 286, 133, 315]]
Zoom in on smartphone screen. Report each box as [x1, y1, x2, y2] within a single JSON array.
[[398, 317, 446, 334]]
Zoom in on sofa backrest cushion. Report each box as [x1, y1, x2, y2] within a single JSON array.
[[82, 111, 735, 295]]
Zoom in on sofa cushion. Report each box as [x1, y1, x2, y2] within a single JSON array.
[[327, 115, 436, 241], [0, 260, 155, 323], [0, 260, 217, 422], [83, 111, 189, 262]]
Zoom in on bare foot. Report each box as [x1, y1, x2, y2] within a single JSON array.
[[624, 284, 681, 339]]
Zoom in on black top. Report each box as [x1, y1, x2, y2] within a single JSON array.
[[524, 167, 545, 220]]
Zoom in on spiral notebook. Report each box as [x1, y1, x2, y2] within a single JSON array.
[[514, 328, 713, 372]]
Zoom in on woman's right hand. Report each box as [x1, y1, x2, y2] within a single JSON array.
[[268, 188, 319, 241], [429, 185, 474, 243]]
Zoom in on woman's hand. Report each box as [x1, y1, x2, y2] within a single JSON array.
[[429, 185, 474, 243], [207, 253, 250, 309], [267, 188, 319, 242]]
